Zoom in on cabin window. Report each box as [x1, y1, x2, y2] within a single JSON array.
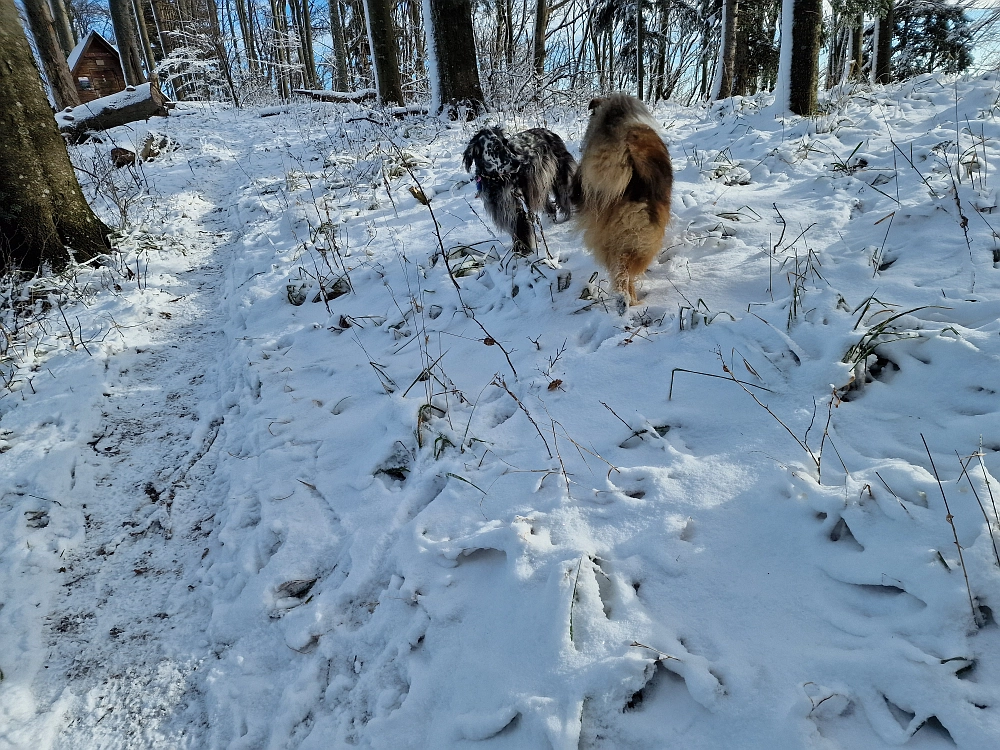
[[77, 77, 92, 90], [96, 58, 105, 66]]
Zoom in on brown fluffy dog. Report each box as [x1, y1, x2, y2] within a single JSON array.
[[573, 94, 673, 310]]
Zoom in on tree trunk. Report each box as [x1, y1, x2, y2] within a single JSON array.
[[0, 0, 110, 271], [424, 0, 484, 112], [328, 0, 349, 89], [635, 0, 643, 99], [132, 0, 158, 83], [713, 0, 738, 98], [270, 0, 292, 98], [50, 0, 76, 55], [21, 0, 80, 110], [533, 0, 548, 77], [236, 0, 260, 76], [787, 0, 821, 115], [851, 15, 862, 79], [874, 2, 892, 84], [109, 0, 146, 84], [363, 0, 403, 104]]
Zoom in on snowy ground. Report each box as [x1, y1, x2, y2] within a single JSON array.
[[3, 74, 1000, 749]]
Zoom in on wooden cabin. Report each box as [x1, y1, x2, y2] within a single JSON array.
[[67, 31, 126, 104]]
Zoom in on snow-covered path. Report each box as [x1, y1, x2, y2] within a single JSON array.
[[0, 115, 244, 746], [4, 78, 1000, 749]]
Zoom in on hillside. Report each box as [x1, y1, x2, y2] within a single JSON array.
[[2, 75, 1000, 748]]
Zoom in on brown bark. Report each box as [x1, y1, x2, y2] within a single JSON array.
[[0, 0, 110, 271], [21, 0, 80, 109], [788, 0, 821, 116], [109, 0, 146, 84], [425, 0, 484, 112], [364, 0, 403, 105]]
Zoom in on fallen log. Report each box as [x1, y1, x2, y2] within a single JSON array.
[[56, 82, 169, 143], [292, 88, 377, 103]]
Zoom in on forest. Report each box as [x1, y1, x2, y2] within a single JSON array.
[[11, 0, 998, 114]]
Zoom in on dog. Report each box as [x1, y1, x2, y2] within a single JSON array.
[[573, 95, 673, 310], [463, 127, 576, 254]]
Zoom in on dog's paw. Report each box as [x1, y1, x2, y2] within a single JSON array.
[[615, 294, 629, 316]]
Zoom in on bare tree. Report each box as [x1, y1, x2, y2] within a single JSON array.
[[328, 0, 349, 89], [21, 0, 81, 109], [364, 0, 404, 103], [0, 0, 110, 270], [51, 0, 77, 54], [108, 0, 146, 84]]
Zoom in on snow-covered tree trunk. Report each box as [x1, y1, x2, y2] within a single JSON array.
[[0, 0, 110, 270], [422, 0, 484, 113], [364, 0, 404, 104], [710, 0, 738, 99], [109, 0, 146, 85], [775, 0, 820, 114], [21, 0, 80, 109]]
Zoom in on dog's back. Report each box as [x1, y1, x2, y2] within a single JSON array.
[[574, 95, 673, 306]]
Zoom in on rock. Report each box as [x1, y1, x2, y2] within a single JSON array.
[[111, 147, 136, 169]]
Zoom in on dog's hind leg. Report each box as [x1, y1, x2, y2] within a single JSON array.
[[512, 209, 536, 255], [609, 255, 633, 314]]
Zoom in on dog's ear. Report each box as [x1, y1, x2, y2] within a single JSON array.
[[462, 139, 477, 172], [587, 98, 605, 113]]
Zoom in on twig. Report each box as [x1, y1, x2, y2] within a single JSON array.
[[921, 434, 980, 626], [956, 452, 1000, 568], [494, 376, 552, 458], [668, 367, 773, 400]]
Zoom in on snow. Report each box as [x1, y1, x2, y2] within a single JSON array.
[[774, 0, 795, 112], [5, 74, 1000, 748]]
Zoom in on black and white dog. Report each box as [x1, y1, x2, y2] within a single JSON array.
[[463, 127, 576, 254]]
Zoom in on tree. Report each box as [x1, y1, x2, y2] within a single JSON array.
[[108, 0, 145, 84], [51, 0, 77, 55], [893, 0, 971, 78], [21, 0, 80, 109], [328, 0, 350, 90], [776, 0, 821, 114], [364, 0, 404, 104], [0, 0, 110, 271], [424, 0, 484, 112], [711, 0, 739, 98], [874, 0, 893, 83]]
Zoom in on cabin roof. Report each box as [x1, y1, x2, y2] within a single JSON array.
[[67, 30, 121, 73]]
